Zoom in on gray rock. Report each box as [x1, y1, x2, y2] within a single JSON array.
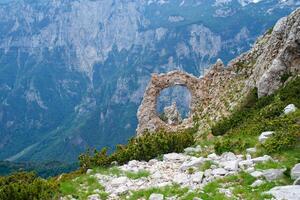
[[262, 169, 285, 181], [266, 185, 300, 200], [173, 173, 189, 184], [221, 152, 237, 161], [87, 194, 101, 200], [110, 177, 129, 187], [284, 104, 297, 115], [184, 145, 202, 154], [246, 147, 257, 154], [149, 193, 164, 200], [294, 177, 300, 185], [238, 160, 253, 169], [180, 157, 204, 171], [251, 155, 273, 163], [163, 102, 182, 125], [163, 153, 187, 162], [250, 171, 263, 178], [219, 160, 239, 171], [207, 153, 219, 160], [86, 169, 93, 174], [191, 172, 204, 183], [212, 168, 227, 176], [291, 163, 300, 180], [258, 131, 274, 143], [251, 179, 265, 187]]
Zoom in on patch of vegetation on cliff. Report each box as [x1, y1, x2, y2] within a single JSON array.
[[212, 76, 300, 167], [79, 127, 196, 171]]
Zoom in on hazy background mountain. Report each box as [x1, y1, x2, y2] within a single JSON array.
[[0, 0, 298, 162]]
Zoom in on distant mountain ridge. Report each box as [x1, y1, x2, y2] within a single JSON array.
[[0, 0, 298, 162]]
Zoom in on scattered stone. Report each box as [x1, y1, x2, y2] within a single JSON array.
[[219, 160, 239, 171], [294, 177, 300, 185], [173, 173, 189, 184], [219, 188, 233, 198], [204, 169, 212, 177], [111, 177, 129, 187], [266, 185, 300, 200], [149, 193, 164, 200], [246, 147, 257, 154], [262, 169, 285, 181], [180, 157, 204, 171], [87, 194, 101, 200], [251, 155, 273, 163], [245, 167, 255, 173], [191, 172, 204, 183], [291, 163, 300, 180], [251, 180, 265, 187], [212, 168, 227, 176], [238, 160, 253, 169], [284, 104, 297, 114], [221, 152, 237, 161], [250, 171, 263, 178], [207, 153, 219, 160], [163, 153, 187, 162], [258, 131, 274, 143], [86, 169, 93, 174], [184, 145, 202, 154]]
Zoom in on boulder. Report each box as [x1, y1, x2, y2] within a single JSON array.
[[87, 194, 101, 200], [149, 193, 164, 200], [291, 163, 300, 180], [262, 169, 285, 181], [246, 147, 257, 154], [258, 131, 274, 143], [294, 177, 300, 185], [219, 160, 239, 171], [284, 104, 297, 115], [212, 168, 227, 176], [266, 185, 300, 200], [221, 152, 237, 161], [191, 172, 204, 183], [251, 155, 273, 163], [250, 171, 263, 178], [163, 153, 187, 162], [184, 145, 202, 154], [173, 173, 189, 184], [180, 157, 204, 171], [251, 180, 265, 187]]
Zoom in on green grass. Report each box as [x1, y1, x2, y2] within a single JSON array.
[[123, 184, 202, 200], [59, 174, 108, 200], [125, 170, 150, 179]]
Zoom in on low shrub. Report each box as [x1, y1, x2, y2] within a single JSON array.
[[262, 130, 299, 153], [214, 137, 250, 155], [0, 172, 58, 200], [79, 128, 196, 170]]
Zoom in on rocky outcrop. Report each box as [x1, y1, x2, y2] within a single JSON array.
[[137, 8, 300, 135]]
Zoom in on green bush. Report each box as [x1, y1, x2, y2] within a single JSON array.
[[214, 137, 250, 155], [79, 128, 196, 170], [0, 172, 58, 200], [262, 130, 299, 153], [211, 89, 258, 136]]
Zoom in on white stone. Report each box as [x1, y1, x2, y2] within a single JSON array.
[[191, 172, 204, 183], [163, 153, 187, 162], [110, 176, 129, 187], [246, 147, 257, 154], [149, 193, 164, 200], [87, 194, 101, 200], [86, 169, 93, 174], [251, 180, 265, 187], [251, 155, 273, 163], [250, 171, 263, 178], [212, 168, 227, 176], [293, 177, 300, 185], [204, 169, 212, 177], [284, 104, 297, 114], [258, 131, 274, 143], [291, 163, 300, 180], [173, 173, 189, 184], [238, 160, 253, 169], [245, 167, 255, 173], [221, 152, 237, 161], [184, 145, 202, 153], [262, 169, 285, 181], [219, 160, 239, 171], [180, 157, 204, 171], [208, 153, 219, 160], [266, 185, 300, 200]]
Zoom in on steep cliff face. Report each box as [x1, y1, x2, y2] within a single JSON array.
[[0, 0, 298, 162], [137, 8, 300, 136]]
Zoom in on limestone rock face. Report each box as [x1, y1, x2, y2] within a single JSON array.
[[163, 102, 182, 125], [137, 8, 300, 136]]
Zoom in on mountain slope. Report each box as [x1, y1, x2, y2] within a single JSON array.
[[0, 0, 298, 162]]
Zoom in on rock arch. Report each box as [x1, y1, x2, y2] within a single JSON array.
[[136, 71, 202, 135]]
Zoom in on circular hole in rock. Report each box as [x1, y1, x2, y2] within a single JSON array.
[[156, 85, 191, 125]]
